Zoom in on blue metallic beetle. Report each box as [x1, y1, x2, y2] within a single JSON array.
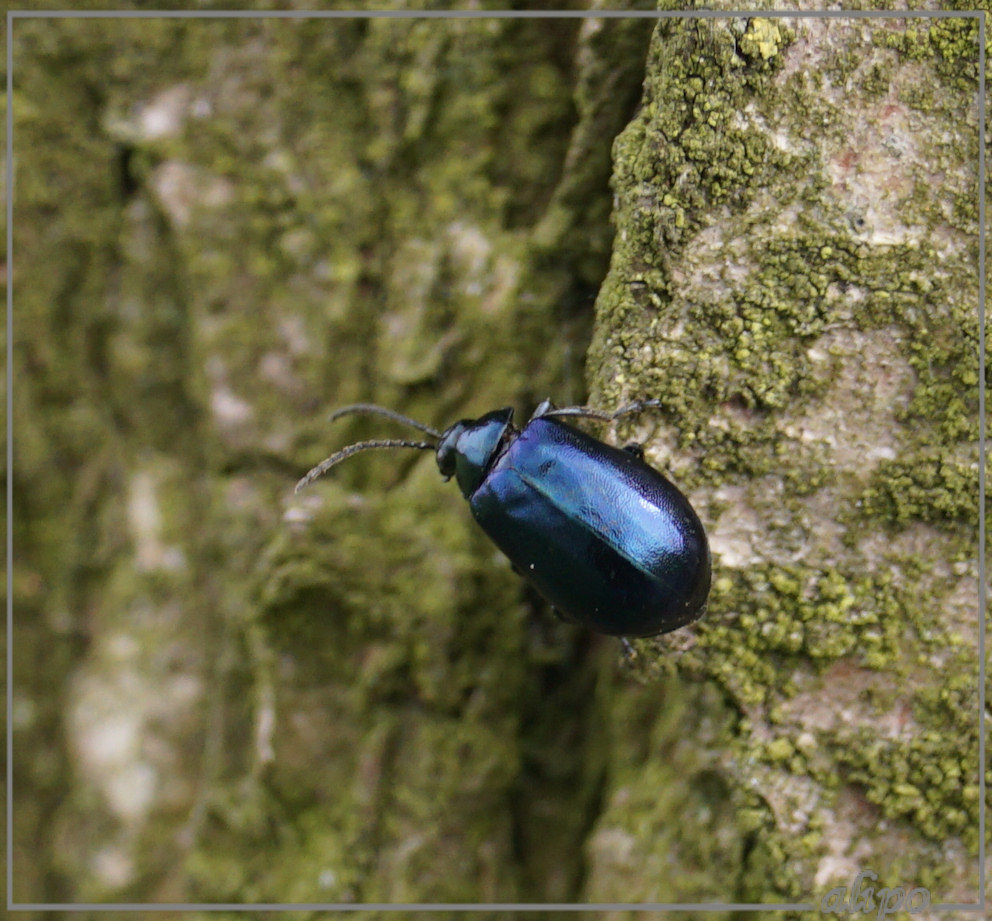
[[296, 399, 710, 638]]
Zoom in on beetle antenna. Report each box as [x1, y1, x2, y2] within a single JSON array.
[[295, 439, 435, 493], [541, 399, 664, 424], [329, 403, 442, 439]]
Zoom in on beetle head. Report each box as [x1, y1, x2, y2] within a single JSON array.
[[436, 408, 514, 498]]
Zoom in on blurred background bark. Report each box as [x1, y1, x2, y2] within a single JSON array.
[[7, 3, 987, 918]]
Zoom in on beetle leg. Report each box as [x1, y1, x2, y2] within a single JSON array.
[[620, 637, 638, 663], [537, 399, 663, 425], [537, 403, 613, 423]]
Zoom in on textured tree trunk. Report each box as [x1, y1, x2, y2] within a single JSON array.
[[9, 4, 986, 918]]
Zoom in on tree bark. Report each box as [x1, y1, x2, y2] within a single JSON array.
[[10, 5, 986, 917]]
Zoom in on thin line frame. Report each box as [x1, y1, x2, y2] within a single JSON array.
[[6, 5, 986, 913]]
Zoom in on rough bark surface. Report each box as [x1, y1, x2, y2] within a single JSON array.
[[9, 3, 987, 919], [585, 11, 986, 915]]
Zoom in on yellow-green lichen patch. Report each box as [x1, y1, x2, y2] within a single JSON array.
[[738, 18, 787, 63], [876, 15, 982, 95], [858, 451, 982, 531], [831, 675, 980, 853], [683, 562, 930, 703]]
